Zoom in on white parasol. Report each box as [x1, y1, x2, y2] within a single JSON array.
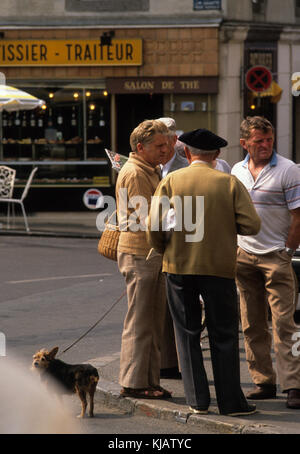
[[0, 72, 45, 112], [0, 84, 45, 112], [0, 72, 45, 158]]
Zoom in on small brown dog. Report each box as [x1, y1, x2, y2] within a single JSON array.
[[32, 346, 99, 418]]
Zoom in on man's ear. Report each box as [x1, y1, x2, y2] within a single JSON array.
[[184, 146, 192, 163], [240, 138, 247, 150], [213, 150, 220, 160], [136, 142, 143, 154]]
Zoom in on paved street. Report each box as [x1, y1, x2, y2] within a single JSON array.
[[0, 234, 220, 437], [2, 231, 300, 436], [0, 235, 126, 366]]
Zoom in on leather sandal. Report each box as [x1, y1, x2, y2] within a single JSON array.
[[150, 385, 172, 398], [120, 387, 169, 399]]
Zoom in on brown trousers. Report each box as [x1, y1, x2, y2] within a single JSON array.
[[117, 252, 166, 388], [236, 247, 300, 392]]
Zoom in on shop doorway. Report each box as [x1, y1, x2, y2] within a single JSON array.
[[244, 92, 277, 151], [116, 94, 163, 154]]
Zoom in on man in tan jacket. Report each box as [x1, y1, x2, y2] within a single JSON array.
[[147, 128, 261, 416], [116, 119, 172, 399]]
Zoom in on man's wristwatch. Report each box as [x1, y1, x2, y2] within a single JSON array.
[[285, 247, 296, 257]]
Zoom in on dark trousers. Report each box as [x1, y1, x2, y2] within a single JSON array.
[[166, 273, 248, 414]]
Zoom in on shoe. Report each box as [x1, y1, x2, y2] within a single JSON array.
[[120, 386, 172, 400], [189, 406, 208, 415], [160, 367, 182, 379], [222, 404, 257, 417], [286, 389, 300, 409], [246, 384, 276, 400]]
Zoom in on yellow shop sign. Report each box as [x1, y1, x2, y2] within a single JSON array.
[[0, 39, 142, 66]]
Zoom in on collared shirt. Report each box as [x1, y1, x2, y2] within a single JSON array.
[[231, 152, 300, 254], [161, 152, 177, 178], [191, 160, 210, 165]]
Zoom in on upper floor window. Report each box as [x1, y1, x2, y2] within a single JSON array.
[[193, 0, 221, 10], [296, 0, 300, 17], [251, 0, 266, 14]]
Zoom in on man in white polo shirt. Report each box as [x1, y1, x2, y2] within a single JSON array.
[[232, 116, 300, 409]]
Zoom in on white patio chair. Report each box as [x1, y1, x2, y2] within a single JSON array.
[[0, 165, 16, 229], [0, 167, 38, 232], [0, 165, 16, 198]]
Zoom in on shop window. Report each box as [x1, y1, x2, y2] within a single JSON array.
[[0, 84, 111, 188], [193, 0, 221, 10], [251, 0, 266, 15]]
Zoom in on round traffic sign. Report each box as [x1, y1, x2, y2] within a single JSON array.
[[245, 66, 272, 92], [82, 188, 104, 210]]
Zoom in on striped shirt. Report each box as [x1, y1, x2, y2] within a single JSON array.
[[231, 152, 300, 254]]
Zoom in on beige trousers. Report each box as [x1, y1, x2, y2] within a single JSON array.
[[117, 252, 166, 389], [236, 247, 300, 392]]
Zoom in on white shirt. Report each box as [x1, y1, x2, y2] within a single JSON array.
[[231, 152, 300, 254], [161, 153, 177, 178]]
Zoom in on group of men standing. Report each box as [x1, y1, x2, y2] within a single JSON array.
[[115, 114, 300, 415]]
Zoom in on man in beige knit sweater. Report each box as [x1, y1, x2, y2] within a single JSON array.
[[116, 119, 172, 399], [147, 128, 261, 416]]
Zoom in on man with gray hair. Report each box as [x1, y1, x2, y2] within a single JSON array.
[[156, 117, 188, 379], [147, 128, 261, 416], [157, 117, 189, 178]]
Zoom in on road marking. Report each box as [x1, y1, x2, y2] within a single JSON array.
[[7, 273, 112, 284]]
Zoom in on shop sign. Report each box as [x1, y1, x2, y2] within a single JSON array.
[[0, 39, 142, 67], [106, 77, 218, 94], [249, 51, 273, 70], [83, 188, 104, 210], [194, 0, 221, 10]]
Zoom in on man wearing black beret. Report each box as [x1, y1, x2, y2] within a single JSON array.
[[147, 128, 261, 416]]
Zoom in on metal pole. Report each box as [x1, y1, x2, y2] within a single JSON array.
[[0, 111, 3, 161], [82, 88, 87, 161]]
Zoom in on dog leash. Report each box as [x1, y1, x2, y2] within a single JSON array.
[[59, 289, 127, 357]]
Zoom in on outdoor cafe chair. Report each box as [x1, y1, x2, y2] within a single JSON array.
[[0, 166, 37, 232]]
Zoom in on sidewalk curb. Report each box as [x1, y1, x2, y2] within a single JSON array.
[[95, 379, 284, 435]]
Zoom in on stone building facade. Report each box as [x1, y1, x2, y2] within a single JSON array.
[[0, 0, 299, 209]]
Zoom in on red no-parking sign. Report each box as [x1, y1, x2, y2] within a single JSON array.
[[245, 66, 273, 92]]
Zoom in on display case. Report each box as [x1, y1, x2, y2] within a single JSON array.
[[0, 83, 113, 189]]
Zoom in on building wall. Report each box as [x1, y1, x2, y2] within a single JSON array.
[[226, 0, 297, 24], [0, 0, 299, 165], [1, 27, 218, 81], [217, 26, 247, 166], [281, 28, 300, 162], [0, 0, 223, 24]]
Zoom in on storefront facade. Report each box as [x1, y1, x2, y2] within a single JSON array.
[[0, 26, 219, 210]]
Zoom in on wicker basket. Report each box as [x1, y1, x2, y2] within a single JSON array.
[[98, 212, 120, 261]]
